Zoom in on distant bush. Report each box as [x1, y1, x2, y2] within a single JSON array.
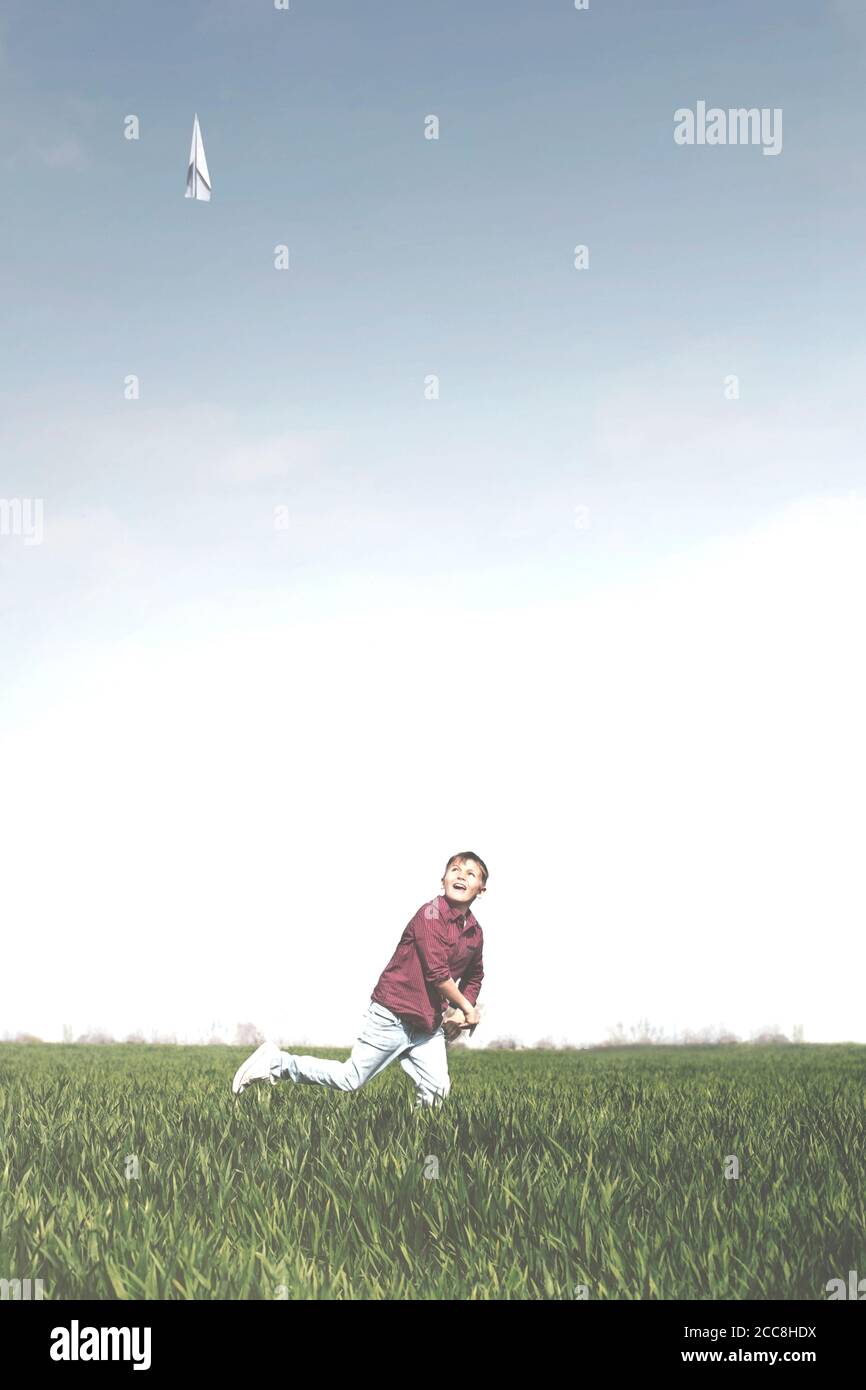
[[4, 1019, 796, 1050], [233, 1022, 264, 1048], [595, 1020, 759, 1048], [602, 1018, 668, 1047]]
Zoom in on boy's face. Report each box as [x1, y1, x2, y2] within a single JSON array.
[[441, 858, 486, 910]]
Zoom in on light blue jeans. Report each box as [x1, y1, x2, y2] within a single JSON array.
[[274, 1000, 451, 1109]]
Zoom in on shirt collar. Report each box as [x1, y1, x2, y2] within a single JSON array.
[[437, 893, 477, 930]]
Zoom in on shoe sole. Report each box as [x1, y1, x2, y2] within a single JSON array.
[[232, 1041, 280, 1095]]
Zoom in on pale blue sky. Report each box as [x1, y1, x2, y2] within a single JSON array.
[[1, 2, 864, 1045], [2, 0, 865, 623]]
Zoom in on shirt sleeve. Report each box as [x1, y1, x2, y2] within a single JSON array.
[[459, 941, 484, 1006], [414, 908, 453, 988]]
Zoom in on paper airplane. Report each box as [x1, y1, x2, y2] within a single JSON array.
[[185, 113, 211, 201]]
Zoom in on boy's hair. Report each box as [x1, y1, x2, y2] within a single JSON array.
[[444, 851, 489, 886]]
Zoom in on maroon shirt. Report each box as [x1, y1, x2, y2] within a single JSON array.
[[371, 893, 484, 1033]]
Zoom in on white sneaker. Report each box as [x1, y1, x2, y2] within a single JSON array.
[[232, 1039, 283, 1095]]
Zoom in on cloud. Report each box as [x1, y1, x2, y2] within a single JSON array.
[[33, 135, 88, 170], [0, 17, 92, 172], [0, 396, 339, 495], [0, 402, 350, 641], [1, 490, 864, 1044], [218, 429, 339, 484], [2, 343, 865, 668], [0, 112, 89, 173]]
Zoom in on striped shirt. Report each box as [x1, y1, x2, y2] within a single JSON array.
[[371, 893, 484, 1033]]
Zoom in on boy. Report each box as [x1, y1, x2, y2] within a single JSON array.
[[232, 851, 486, 1109]]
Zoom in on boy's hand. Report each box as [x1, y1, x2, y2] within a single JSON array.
[[443, 1007, 468, 1041]]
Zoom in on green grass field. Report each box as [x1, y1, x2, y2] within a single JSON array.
[[1, 1042, 863, 1299]]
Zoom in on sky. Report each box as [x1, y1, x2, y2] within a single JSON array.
[[1, 1, 864, 1047]]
